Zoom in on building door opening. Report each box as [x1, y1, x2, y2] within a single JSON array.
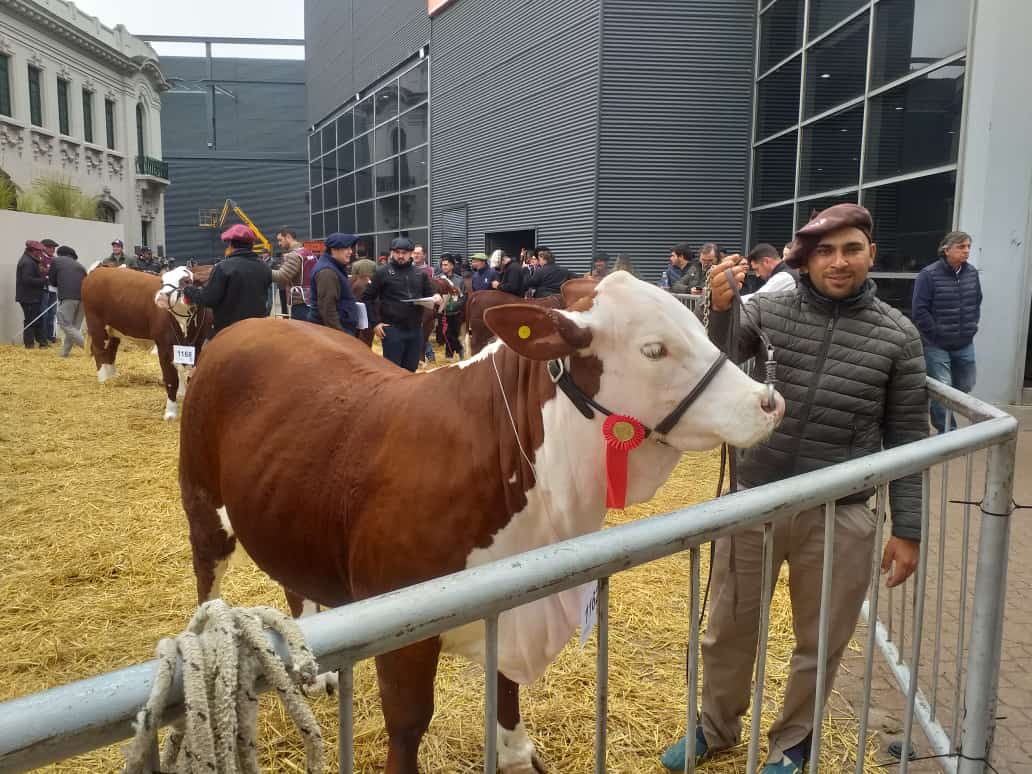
[[485, 229, 536, 259]]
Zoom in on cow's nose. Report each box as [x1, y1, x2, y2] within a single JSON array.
[[762, 390, 785, 423]]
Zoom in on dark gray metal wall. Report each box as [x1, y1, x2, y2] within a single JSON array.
[[160, 57, 309, 260], [596, 0, 756, 283], [429, 0, 602, 273], [305, 0, 429, 126]]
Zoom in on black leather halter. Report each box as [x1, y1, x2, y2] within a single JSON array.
[[546, 351, 729, 440]]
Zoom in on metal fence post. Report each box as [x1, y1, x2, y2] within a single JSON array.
[[957, 439, 1015, 774]]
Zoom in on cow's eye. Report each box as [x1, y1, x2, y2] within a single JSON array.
[[641, 342, 667, 360]]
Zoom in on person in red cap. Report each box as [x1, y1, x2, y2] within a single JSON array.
[[182, 224, 272, 336], [662, 203, 927, 774], [15, 240, 50, 348]]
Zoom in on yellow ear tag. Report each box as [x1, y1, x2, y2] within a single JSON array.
[[517, 325, 532, 340]]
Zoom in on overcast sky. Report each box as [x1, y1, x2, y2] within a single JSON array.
[[70, 0, 305, 59]]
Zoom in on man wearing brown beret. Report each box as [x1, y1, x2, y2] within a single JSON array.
[[662, 203, 928, 774]]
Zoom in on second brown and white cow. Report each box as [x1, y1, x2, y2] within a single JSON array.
[[179, 271, 784, 773], [81, 265, 212, 420]]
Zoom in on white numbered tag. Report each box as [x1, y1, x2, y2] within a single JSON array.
[[579, 581, 599, 648], [173, 345, 195, 366]]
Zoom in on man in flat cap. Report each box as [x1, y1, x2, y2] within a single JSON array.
[[40, 238, 60, 342], [308, 232, 361, 335], [662, 203, 927, 774], [15, 240, 49, 348], [361, 236, 442, 371], [183, 224, 272, 336]]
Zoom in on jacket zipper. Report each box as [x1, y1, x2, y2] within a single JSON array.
[[791, 307, 839, 474]]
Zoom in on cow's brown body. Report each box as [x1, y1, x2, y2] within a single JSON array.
[[81, 266, 212, 408], [179, 317, 585, 772]]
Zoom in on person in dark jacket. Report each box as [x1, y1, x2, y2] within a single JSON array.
[[492, 252, 525, 296], [524, 248, 574, 298], [183, 224, 272, 336], [662, 204, 927, 774], [437, 255, 467, 358], [48, 245, 88, 356], [40, 238, 59, 342], [362, 236, 442, 372], [308, 232, 360, 335], [15, 240, 49, 348], [661, 243, 691, 290], [469, 252, 499, 291], [911, 231, 981, 433]]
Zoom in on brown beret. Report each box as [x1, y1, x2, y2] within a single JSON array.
[[786, 203, 873, 268]]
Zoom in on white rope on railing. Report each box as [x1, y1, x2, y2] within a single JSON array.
[[123, 599, 325, 774]]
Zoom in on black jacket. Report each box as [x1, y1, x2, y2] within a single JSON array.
[[15, 252, 45, 303], [525, 262, 574, 298], [708, 277, 927, 540], [183, 250, 272, 334], [911, 258, 982, 351], [362, 259, 434, 329], [497, 262, 526, 296], [47, 255, 87, 300]]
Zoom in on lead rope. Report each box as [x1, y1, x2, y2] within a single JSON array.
[[697, 263, 780, 628], [123, 599, 324, 774]]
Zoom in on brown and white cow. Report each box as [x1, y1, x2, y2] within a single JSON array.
[[178, 271, 784, 773], [81, 265, 212, 421]]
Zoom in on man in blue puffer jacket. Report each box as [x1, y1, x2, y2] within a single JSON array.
[[911, 231, 982, 433]]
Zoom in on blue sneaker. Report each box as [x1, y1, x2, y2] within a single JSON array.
[[660, 727, 710, 770], [759, 736, 810, 773]]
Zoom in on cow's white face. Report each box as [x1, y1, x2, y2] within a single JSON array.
[[571, 272, 782, 451], [486, 272, 782, 453], [155, 267, 193, 316]]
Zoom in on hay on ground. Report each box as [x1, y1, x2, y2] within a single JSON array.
[[0, 343, 878, 772]]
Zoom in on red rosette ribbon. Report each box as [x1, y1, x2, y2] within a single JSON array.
[[603, 414, 646, 509]]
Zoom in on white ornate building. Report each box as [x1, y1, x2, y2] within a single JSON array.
[[0, 0, 167, 252]]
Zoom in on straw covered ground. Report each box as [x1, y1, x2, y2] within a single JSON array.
[[0, 342, 877, 772]]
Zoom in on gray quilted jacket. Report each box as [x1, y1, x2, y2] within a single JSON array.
[[708, 277, 928, 541]]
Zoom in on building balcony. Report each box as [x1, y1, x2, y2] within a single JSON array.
[[135, 155, 169, 181]]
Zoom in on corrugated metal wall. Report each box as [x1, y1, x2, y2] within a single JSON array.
[[305, 0, 429, 126], [429, 0, 602, 273], [161, 57, 309, 260], [596, 0, 756, 283]]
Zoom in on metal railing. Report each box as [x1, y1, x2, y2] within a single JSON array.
[[0, 380, 1017, 773], [135, 155, 169, 180], [670, 291, 702, 312]]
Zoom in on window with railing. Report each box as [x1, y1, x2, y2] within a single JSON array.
[[0, 55, 11, 117], [28, 65, 42, 127], [104, 99, 115, 149], [135, 155, 168, 179], [57, 78, 70, 135], [82, 89, 93, 143]]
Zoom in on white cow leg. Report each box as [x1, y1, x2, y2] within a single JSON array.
[[175, 365, 188, 400], [164, 398, 178, 421], [97, 363, 117, 383], [498, 721, 544, 774]]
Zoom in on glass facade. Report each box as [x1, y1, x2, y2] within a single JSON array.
[[749, 0, 971, 314], [308, 57, 429, 251]]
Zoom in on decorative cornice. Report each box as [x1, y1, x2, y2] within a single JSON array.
[[0, 0, 169, 92], [57, 64, 72, 81], [0, 122, 25, 153], [28, 52, 45, 69], [0, 34, 13, 55]]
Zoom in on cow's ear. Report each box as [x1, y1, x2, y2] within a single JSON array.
[[485, 305, 592, 361], [561, 277, 598, 311]]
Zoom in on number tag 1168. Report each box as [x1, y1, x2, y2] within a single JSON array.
[[173, 345, 195, 366]]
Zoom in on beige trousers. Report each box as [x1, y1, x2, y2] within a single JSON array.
[[700, 500, 877, 762]]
